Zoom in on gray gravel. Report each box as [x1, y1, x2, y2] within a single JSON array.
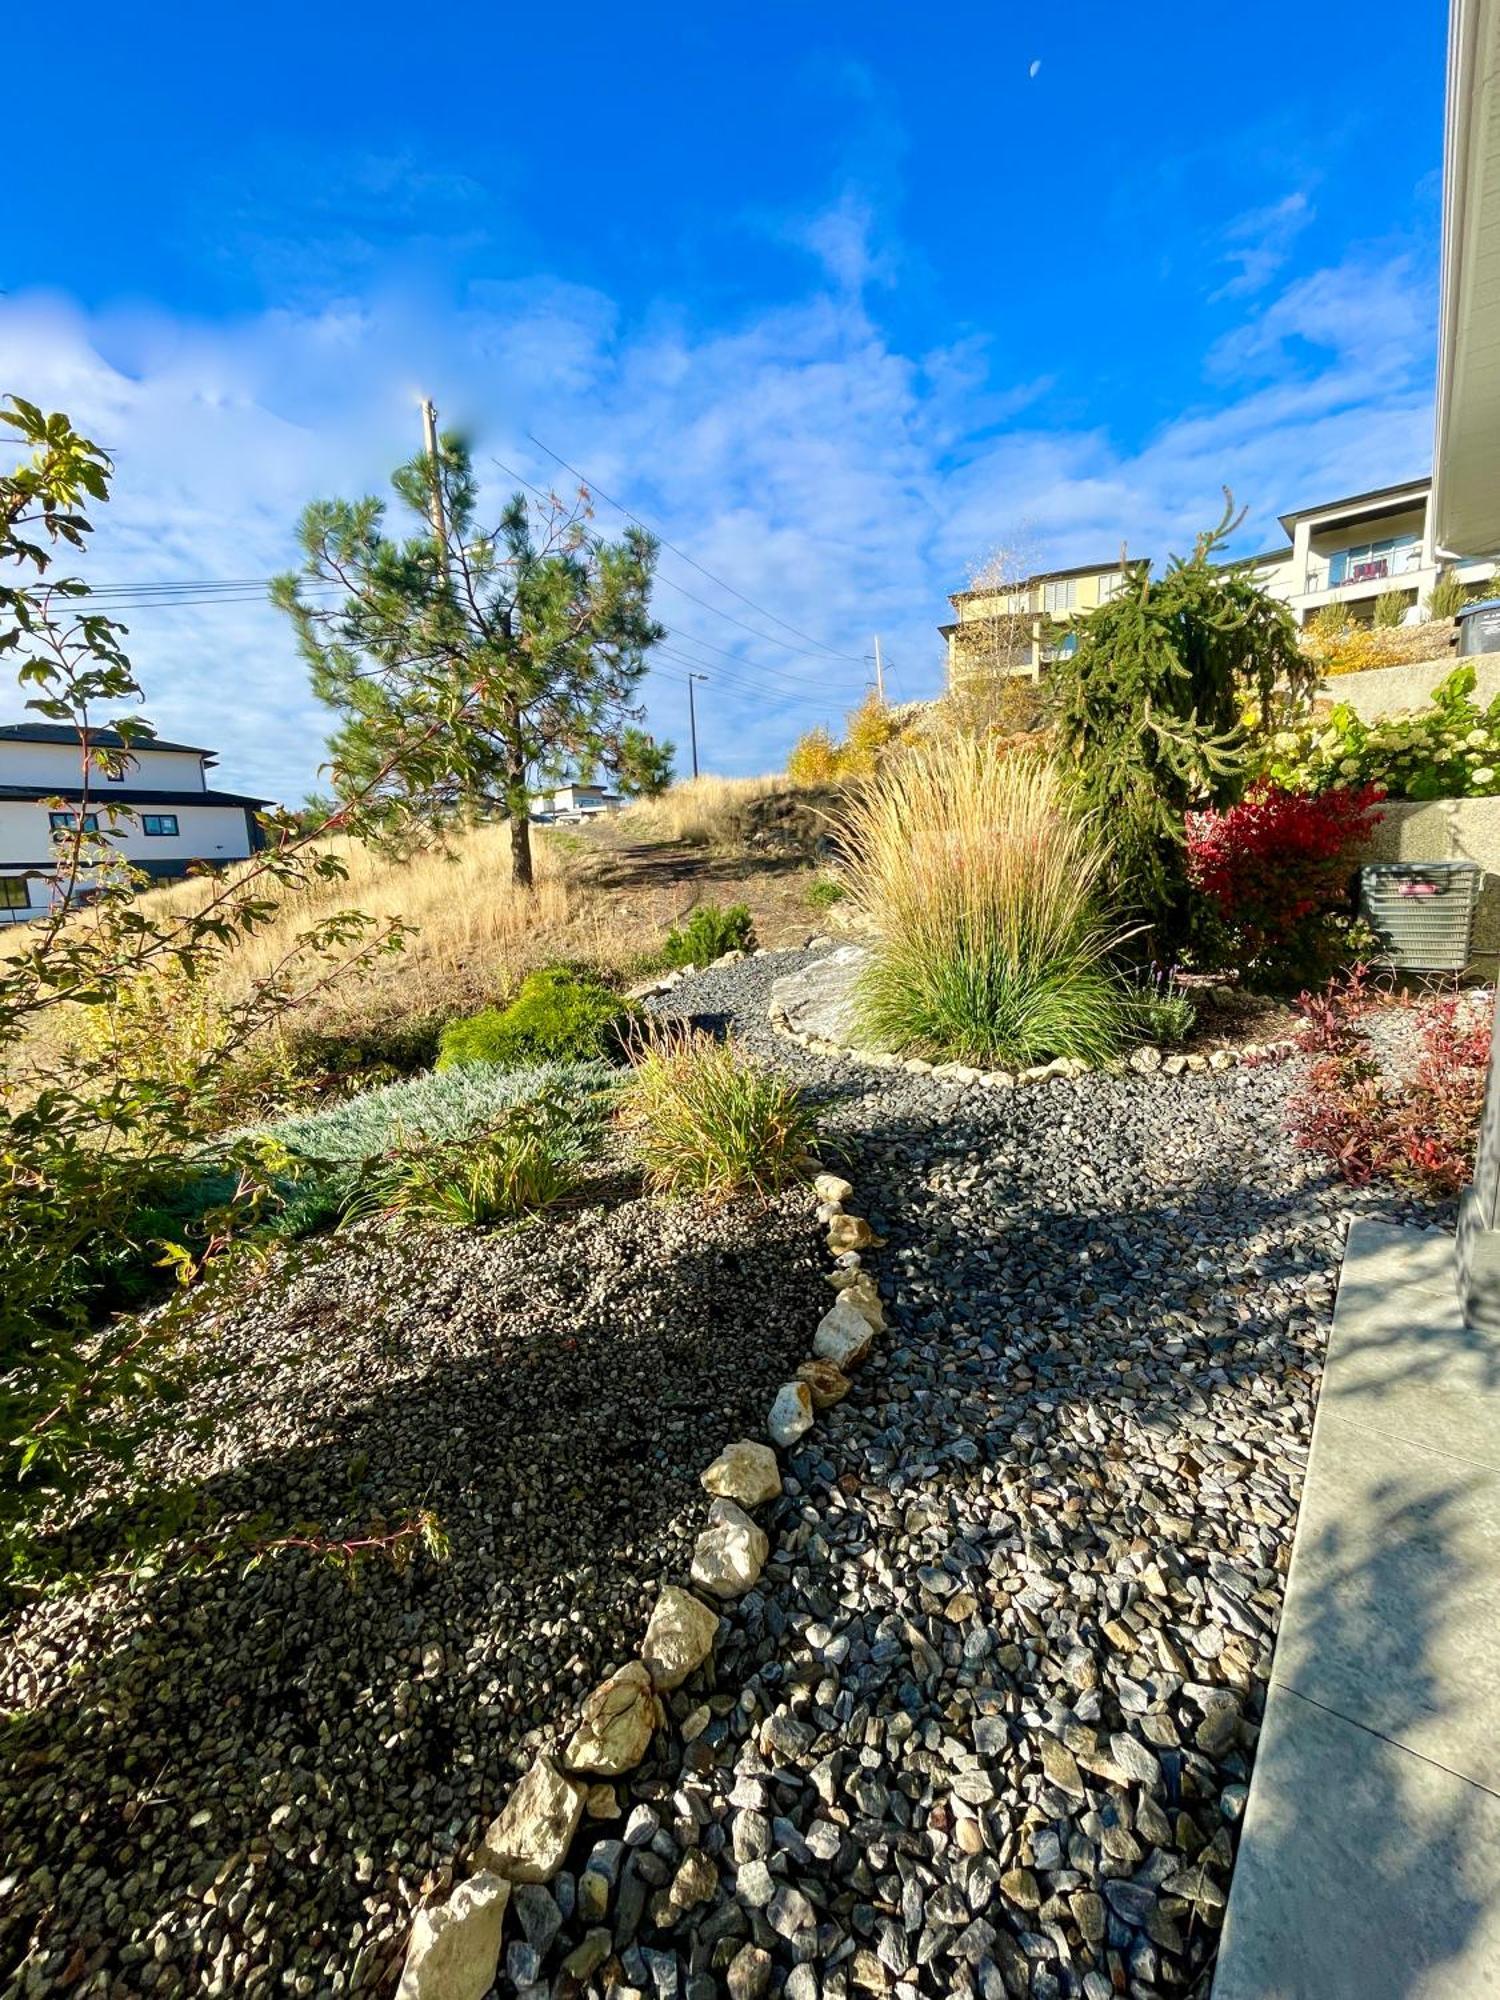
[[523, 946, 1442, 2000], [0, 1188, 827, 1997]]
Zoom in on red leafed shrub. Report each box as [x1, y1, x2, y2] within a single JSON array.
[[1186, 781, 1385, 990], [1288, 970, 1490, 1198]]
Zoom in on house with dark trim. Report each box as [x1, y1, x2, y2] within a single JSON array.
[[0, 724, 268, 923]]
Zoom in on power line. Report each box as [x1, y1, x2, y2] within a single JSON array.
[[644, 657, 840, 713], [525, 430, 864, 664]]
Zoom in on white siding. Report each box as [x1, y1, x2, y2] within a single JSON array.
[[0, 741, 208, 792], [0, 800, 254, 869]]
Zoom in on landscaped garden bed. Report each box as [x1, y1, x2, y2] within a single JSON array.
[[515, 947, 1454, 2000], [0, 1187, 829, 1995]]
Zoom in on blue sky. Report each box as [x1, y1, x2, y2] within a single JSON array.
[[3, 0, 1446, 800]]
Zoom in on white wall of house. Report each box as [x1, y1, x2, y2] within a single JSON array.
[[0, 799, 254, 866], [0, 741, 209, 792]]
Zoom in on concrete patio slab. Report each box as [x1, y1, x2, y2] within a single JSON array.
[[1214, 1218, 1500, 2000], [1271, 1423, 1500, 1788], [1213, 1685, 1500, 2000], [1313, 1222, 1500, 1469]]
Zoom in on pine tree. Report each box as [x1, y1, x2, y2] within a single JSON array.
[[1050, 493, 1313, 942], [614, 725, 675, 798], [274, 435, 663, 888]]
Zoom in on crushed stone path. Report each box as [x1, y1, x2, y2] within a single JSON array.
[[526, 947, 1437, 2000]]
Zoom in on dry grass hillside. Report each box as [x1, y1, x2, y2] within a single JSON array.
[[9, 774, 841, 1057]]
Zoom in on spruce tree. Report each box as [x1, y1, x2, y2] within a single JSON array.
[[1049, 494, 1312, 945], [274, 434, 663, 888]]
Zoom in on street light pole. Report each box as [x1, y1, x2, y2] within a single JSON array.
[[688, 671, 707, 778]]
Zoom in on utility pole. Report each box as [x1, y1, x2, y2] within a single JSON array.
[[872, 634, 886, 703], [420, 398, 447, 562], [687, 671, 707, 779]]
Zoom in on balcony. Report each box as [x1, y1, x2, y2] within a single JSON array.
[[1301, 544, 1425, 596]]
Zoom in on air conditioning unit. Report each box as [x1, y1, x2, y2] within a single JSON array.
[[1359, 862, 1482, 973]]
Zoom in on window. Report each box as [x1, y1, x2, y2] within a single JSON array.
[[1040, 577, 1077, 613], [48, 811, 98, 832], [141, 814, 179, 837], [0, 878, 29, 909], [1095, 571, 1126, 604], [1330, 534, 1421, 587]]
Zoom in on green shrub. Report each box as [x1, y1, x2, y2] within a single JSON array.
[[840, 739, 1134, 1068], [1373, 589, 1408, 629], [619, 1030, 819, 1203], [661, 903, 757, 967], [1427, 568, 1468, 619], [281, 1011, 447, 1085], [1126, 979, 1197, 1049], [807, 876, 847, 909], [341, 1093, 584, 1228], [436, 968, 636, 1069], [1264, 664, 1500, 800]]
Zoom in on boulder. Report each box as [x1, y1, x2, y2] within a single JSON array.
[[564, 1661, 659, 1776], [690, 1498, 770, 1597], [641, 1586, 720, 1691], [812, 1295, 875, 1371], [827, 1213, 880, 1253], [837, 1271, 886, 1331], [700, 1439, 781, 1507], [768, 1380, 815, 1446], [812, 1170, 854, 1206], [795, 1357, 852, 1409], [478, 1756, 586, 1883], [768, 945, 870, 1046], [396, 1873, 509, 2000]]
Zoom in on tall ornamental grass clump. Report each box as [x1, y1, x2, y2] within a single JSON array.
[[841, 739, 1131, 1067], [619, 1029, 819, 1203]]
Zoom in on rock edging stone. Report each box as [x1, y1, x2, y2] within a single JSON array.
[[396, 1165, 891, 1996]]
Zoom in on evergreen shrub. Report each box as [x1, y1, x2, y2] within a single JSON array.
[[661, 903, 756, 967], [436, 968, 636, 1069]]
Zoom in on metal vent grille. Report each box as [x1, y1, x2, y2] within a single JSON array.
[[1359, 862, 1482, 973]]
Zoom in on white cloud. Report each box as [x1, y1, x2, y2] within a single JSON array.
[[1211, 191, 1315, 300], [0, 229, 1437, 799]]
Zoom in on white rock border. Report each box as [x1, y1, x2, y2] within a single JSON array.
[[766, 993, 1297, 1088], [633, 941, 1298, 1083], [396, 1165, 889, 1995]]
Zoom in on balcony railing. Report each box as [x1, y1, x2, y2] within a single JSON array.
[[1302, 548, 1425, 595]]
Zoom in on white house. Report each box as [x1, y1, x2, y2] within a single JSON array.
[[546, 782, 622, 819], [1245, 475, 1497, 626], [0, 723, 268, 924]]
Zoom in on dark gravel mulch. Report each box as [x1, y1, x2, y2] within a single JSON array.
[[0, 1187, 827, 1997]]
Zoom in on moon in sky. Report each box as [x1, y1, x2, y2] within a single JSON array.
[[1029, 59, 1042, 78]]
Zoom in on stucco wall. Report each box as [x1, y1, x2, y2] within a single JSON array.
[[1354, 796, 1500, 965], [1317, 648, 1500, 720], [0, 741, 208, 791], [0, 799, 254, 869]]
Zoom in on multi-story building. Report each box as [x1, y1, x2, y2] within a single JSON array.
[[0, 723, 267, 924], [941, 560, 1130, 683], [943, 476, 1497, 686], [1249, 475, 1495, 626]]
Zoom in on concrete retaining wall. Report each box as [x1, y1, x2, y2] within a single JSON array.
[[1353, 796, 1500, 965], [1319, 651, 1500, 720]]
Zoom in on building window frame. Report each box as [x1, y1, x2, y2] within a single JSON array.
[[140, 813, 180, 837], [0, 877, 30, 909], [48, 810, 98, 833]]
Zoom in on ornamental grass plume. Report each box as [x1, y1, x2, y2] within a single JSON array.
[[838, 738, 1131, 1067], [618, 1028, 820, 1203]]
